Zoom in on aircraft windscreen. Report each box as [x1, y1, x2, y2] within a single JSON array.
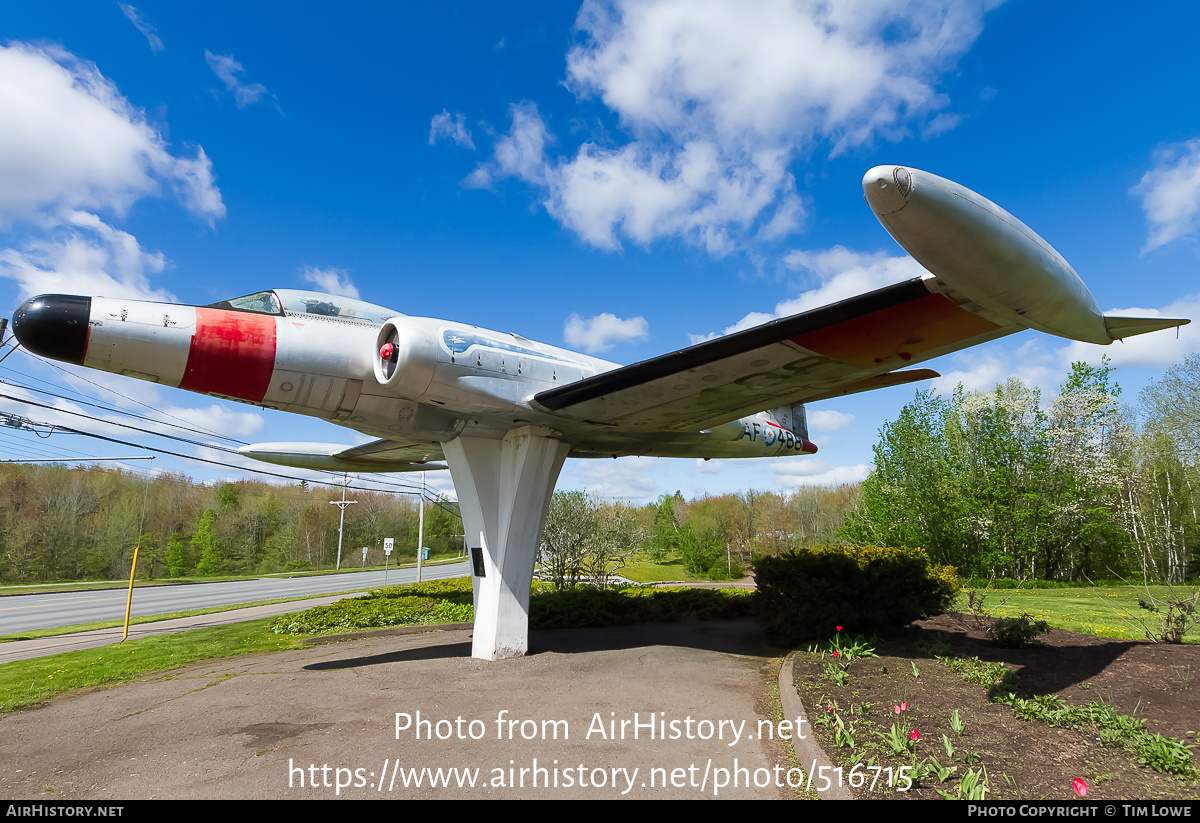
[[273, 289, 399, 325], [208, 291, 283, 314]]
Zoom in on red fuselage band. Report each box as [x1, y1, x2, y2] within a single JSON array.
[[180, 308, 277, 401]]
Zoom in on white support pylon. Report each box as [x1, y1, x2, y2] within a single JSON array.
[[442, 427, 568, 661]]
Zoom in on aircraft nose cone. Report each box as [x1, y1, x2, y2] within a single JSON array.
[[11, 294, 92, 364], [862, 165, 913, 216]]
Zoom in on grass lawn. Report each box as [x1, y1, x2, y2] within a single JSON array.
[[0, 589, 380, 643], [617, 550, 747, 584], [619, 555, 707, 583], [0, 617, 305, 713], [959, 585, 1200, 644]]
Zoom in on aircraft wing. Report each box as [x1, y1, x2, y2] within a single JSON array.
[[238, 439, 445, 473], [532, 277, 1015, 432]]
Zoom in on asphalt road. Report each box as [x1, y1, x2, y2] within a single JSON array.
[[0, 560, 470, 635]]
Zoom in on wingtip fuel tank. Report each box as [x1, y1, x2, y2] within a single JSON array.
[[862, 165, 1188, 345]]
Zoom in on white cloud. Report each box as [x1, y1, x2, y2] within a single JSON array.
[[161, 403, 264, 438], [0, 210, 172, 301], [713, 246, 926, 336], [771, 456, 870, 487], [808, 409, 854, 431], [1057, 294, 1200, 370], [563, 311, 649, 352], [468, 0, 993, 254], [1132, 139, 1200, 251], [922, 295, 1199, 397], [205, 50, 273, 109], [693, 457, 728, 474], [171, 147, 223, 224], [466, 102, 551, 190], [429, 110, 476, 150], [302, 266, 360, 298], [0, 43, 224, 225], [561, 455, 664, 502], [0, 44, 220, 302], [930, 338, 1064, 396], [118, 4, 165, 53]]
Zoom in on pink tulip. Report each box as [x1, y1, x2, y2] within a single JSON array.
[[910, 729, 920, 741], [1073, 778, 1087, 797]]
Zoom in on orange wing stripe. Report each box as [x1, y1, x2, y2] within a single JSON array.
[[790, 292, 1000, 368]]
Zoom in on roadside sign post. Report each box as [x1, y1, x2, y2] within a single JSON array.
[[383, 538, 394, 585]]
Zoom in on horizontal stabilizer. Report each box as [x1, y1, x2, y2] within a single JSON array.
[[239, 440, 445, 473], [1104, 316, 1191, 340]]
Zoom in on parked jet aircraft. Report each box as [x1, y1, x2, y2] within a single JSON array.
[[10, 167, 1189, 660]]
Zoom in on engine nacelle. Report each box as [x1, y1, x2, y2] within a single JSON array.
[[374, 316, 438, 400]]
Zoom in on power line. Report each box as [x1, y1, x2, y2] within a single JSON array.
[[0, 373, 246, 443], [1, 408, 458, 510], [2, 343, 236, 442], [0, 392, 248, 454], [0, 345, 461, 515]]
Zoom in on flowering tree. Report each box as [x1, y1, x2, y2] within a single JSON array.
[[844, 361, 1132, 579]]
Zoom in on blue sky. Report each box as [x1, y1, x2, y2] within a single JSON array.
[[2, 1, 1200, 504]]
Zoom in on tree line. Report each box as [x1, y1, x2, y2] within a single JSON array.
[[843, 356, 1200, 582], [0, 459, 860, 584], [8, 353, 1195, 586], [0, 468, 462, 582]]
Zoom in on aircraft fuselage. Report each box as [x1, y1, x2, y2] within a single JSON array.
[[12, 289, 817, 465]]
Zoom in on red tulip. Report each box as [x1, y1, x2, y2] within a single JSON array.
[[909, 729, 920, 741], [1073, 778, 1087, 797]]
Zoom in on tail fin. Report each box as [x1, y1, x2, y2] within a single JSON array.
[[1105, 315, 1190, 340], [761, 403, 817, 454]]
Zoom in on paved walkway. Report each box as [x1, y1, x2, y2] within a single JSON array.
[[0, 620, 843, 800]]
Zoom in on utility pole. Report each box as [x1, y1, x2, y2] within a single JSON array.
[[329, 474, 357, 571], [417, 471, 425, 582]]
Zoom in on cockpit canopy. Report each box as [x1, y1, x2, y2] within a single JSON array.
[[208, 289, 399, 325]]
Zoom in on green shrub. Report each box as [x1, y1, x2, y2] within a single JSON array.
[[369, 578, 474, 599], [938, 655, 1017, 691], [753, 544, 960, 646], [705, 560, 746, 581], [528, 585, 753, 630], [271, 578, 473, 635], [987, 613, 1051, 648], [271, 577, 752, 636]]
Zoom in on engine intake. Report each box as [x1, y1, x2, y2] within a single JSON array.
[[373, 317, 436, 400]]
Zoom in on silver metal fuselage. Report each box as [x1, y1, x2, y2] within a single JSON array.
[[66, 291, 814, 462]]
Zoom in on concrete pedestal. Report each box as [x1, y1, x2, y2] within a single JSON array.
[[443, 427, 568, 660]]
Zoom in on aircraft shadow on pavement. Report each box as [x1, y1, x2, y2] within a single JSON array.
[[303, 619, 780, 671]]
